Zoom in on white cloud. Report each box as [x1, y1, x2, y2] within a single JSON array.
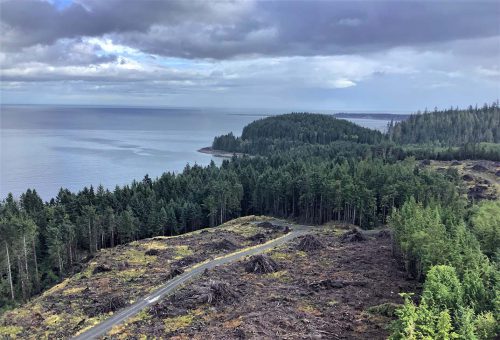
[[331, 79, 356, 88]]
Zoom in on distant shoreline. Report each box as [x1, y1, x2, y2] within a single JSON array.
[[198, 147, 248, 158], [333, 113, 410, 121], [227, 112, 410, 121]]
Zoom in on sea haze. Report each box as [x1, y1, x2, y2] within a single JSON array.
[[1, 105, 396, 200]]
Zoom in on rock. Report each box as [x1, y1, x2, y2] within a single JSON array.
[[451, 160, 462, 166]]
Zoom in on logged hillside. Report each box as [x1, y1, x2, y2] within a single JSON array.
[[0, 218, 421, 339], [212, 113, 384, 154], [388, 103, 500, 145], [101, 227, 417, 339], [0, 216, 287, 338]]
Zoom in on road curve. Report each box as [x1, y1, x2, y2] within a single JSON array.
[[72, 224, 309, 339]]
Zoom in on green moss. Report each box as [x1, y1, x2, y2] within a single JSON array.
[[264, 270, 290, 282], [118, 249, 156, 265], [79, 261, 98, 279], [298, 304, 322, 316], [219, 215, 274, 236], [0, 325, 23, 337], [134, 309, 151, 322], [174, 245, 193, 259], [44, 313, 64, 326], [74, 315, 107, 336], [269, 252, 293, 261], [139, 240, 168, 251], [164, 314, 194, 333], [116, 268, 146, 281], [63, 287, 86, 296]]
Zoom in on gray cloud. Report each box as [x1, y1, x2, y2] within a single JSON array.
[[1, 0, 498, 59], [0, 0, 253, 54], [0, 38, 117, 68], [1, 0, 499, 110]]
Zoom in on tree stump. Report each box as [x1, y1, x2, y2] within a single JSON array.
[[244, 255, 280, 274]]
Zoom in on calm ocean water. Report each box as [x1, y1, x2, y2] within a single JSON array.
[[1, 105, 392, 200]]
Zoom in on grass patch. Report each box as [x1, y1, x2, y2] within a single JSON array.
[[174, 245, 194, 259], [139, 240, 168, 251], [44, 313, 63, 326], [264, 270, 290, 282], [63, 287, 86, 296], [41, 278, 70, 296], [7, 303, 42, 319], [269, 251, 294, 261], [107, 310, 151, 338], [164, 314, 194, 333], [108, 324, 127, 338], [118, 249, 156, 265], [298, 304, 323, 317], [74, 315, 107, 336], [219, 215, 274, 236], [0, 325, 23, 337], [116, 268, 146, 281], [79, 261, 98, 279]]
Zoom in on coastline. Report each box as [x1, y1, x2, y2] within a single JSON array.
[[198, 147, 248, 158]]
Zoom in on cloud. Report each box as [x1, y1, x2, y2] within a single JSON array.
[[0, 0, 499, 110], [1, 0, 499, 59]]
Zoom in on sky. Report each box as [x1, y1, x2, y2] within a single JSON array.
[[0, 0, 499, 112]]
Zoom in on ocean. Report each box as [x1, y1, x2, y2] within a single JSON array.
[[1, 105, 394, 200]]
